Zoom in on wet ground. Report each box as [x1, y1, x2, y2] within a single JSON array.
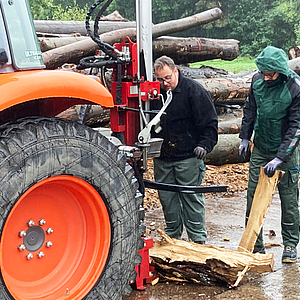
[[123, 190, 300, 300]]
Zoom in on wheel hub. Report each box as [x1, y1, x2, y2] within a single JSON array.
[[23, 226, 45, 252]]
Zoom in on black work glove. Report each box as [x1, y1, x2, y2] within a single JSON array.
[[239, 139, 250, 162], [264, 157, 283, 177], [194, 146, 207, 160]]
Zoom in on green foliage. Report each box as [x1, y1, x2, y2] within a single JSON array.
[[191, 56, 257, 73], [28, 0, 300, 57]]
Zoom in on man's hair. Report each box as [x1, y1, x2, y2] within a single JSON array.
[[154, 55, 175, 71]]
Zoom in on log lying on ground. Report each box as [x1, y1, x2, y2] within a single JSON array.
[[288, 57, 300, 75], [38, 35, 240, 64], [149, 228, 274, 287], [153, 36, 239, 63], [195, 76, 252, 104], [42, 8, 222, 69], [205, 134, 245, 165], [238, 168, 282, 253], [288, 46, 300, 60]]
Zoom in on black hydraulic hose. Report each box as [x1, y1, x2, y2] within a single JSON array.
[[85, 0, 117, 59]]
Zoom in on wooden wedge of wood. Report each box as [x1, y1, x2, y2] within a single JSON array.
[[149, 169, 283, 287]]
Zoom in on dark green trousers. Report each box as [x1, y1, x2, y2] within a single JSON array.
[[153, 157, 206, 242], [246, 146, 300, 248]]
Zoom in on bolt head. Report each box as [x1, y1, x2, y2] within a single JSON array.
[[45, 241, 53, 248], [18, 244, 26, 251], [19, 230, 26, 238], [39, 219, 46, 226], [26, 253, 33, 260], [37, 251, 44, 258], [46, 228, 53, 235], [27, 220, 34, 227]]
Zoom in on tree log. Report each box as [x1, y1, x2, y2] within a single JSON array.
[[149, 228, 274, 287], [288, 57, 300, 75], [288, 46, 300, 60], [42, 8, 223, 69], [238, 168, 282, 253], [205, 134, 245, 165], [195, 76, 252, 104], [153, 36, 239, 63]]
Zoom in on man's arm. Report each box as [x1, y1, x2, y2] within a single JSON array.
[[276, 79, 300, 162]]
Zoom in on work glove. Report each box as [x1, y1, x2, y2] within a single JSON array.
[[194, 146, 207, 160], [239, 139, 250, 162], [264, 157, 283, 177]]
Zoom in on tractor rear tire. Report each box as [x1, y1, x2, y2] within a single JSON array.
[[0, 117, 144, 300]]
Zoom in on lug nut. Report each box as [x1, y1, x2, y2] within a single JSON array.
[[18, 244, 26, 251], [27, 220, 34, 227], [39, 219, 46, 226], [45, 241, 53, 248], [46, 228, 53, 235], [26, 253, 33, 260], [19, 230, 26, 238], [37, 251, 44, 258]]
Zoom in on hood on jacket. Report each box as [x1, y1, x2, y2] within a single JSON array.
[[255, 46, 290, 77]]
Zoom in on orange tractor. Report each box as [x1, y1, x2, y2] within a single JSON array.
[[0, 0, 226, 299]]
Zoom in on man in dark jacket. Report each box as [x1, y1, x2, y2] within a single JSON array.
[[239, 46, 300, 262], [151, 56, 218, 243]]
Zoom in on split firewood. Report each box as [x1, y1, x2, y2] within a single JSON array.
[[238, 168, 283, 253], [149, 228, 274, 287], [153, 36, 239, 63], [42, 8, 223, 69]]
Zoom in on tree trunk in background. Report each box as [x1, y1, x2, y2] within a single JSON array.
[[153, 36, 239, 63], [288, 57, 300, 75], [288, 46, 300, 60], [34, 20, 136, 36], [195, 76, 252, 104], [42, 8, 223, 69]]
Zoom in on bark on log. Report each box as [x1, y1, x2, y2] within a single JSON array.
[[35, 21, 136, 36], [153, 36, 239, 63], [218, 118, 242, 134], [56, 105, 110, 126], [195, 76, 252, 104], [288, 57, 300, 75], [149, 228, 274, 287], [288, 46, 300, 60], [205, 134, 246, 165], [42, 8, 223, 69], [238, 168, 282, 253]]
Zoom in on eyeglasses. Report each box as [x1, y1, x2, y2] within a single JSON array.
[[156, 72, 173, 83], [261, 71, 277, 79]]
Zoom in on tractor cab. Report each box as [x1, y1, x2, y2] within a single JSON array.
[[0, 0, 44, 73]]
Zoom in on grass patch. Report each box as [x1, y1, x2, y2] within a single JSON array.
[[190, 56, 257, 74]]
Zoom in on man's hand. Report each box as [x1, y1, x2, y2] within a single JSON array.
[[264, 157, 283, 177], [194, 146, 207, 160], [239, 139, 250, 161]]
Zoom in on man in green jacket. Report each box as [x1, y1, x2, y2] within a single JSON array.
[[239, 46, 300, 262]]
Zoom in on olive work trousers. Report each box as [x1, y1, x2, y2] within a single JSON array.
[[153, 157, 206, 242], [246, 146, 300, 248]]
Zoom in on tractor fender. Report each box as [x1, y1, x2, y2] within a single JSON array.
[[0, 69, 114, 112]]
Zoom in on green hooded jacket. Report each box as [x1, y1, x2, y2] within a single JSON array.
[[240, 46, 300, 162]]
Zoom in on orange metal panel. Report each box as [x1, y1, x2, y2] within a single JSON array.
[[0, 69, 114, 111]]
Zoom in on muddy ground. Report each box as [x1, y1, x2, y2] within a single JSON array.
[[123, 161, 300, 300]]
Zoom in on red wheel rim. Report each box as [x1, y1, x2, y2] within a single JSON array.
[[0, 175, 111, 300]]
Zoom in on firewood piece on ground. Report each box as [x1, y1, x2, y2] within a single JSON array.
[[238, 168, 283, 253], [149, 228, 274, 287]]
